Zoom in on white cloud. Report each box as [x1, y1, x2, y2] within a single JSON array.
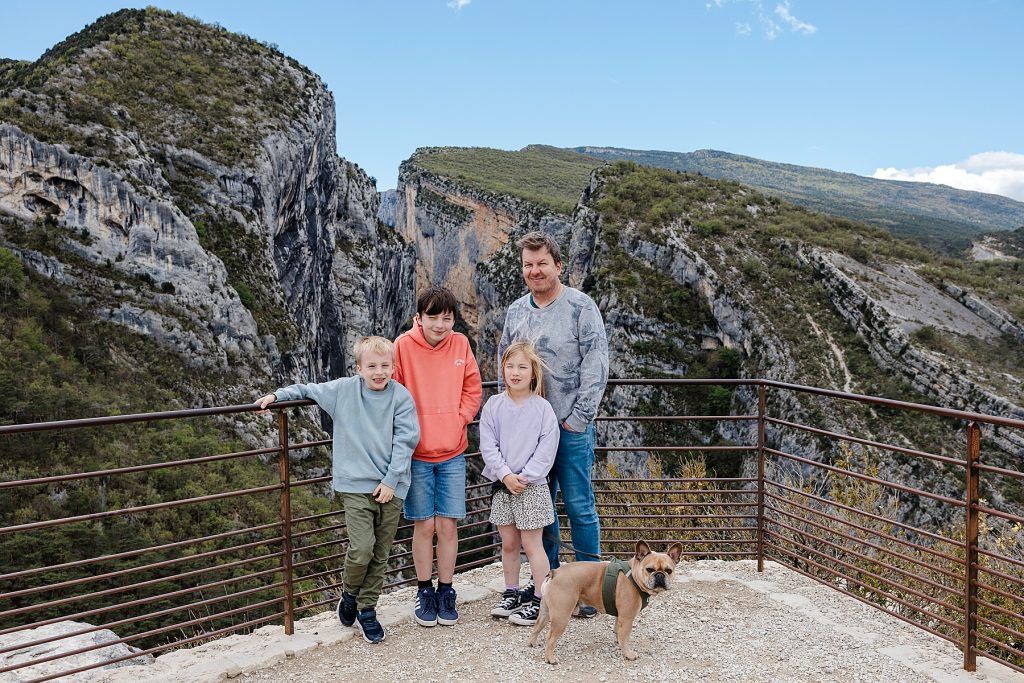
[[709, 0, 815, 39], [872, 152, 1024, 202], [447, 0, 470, 10], [775, 1, 817, 34]]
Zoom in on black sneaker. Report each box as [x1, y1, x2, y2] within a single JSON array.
[[509, 596, 541, 626], [414, 585, 438, 627], [356, 607, 385, 643], [436, 585, 458, 626], [518, 579, 535, 605], [336, 590, 357, 627], [573, 603, 598, 618], [490, 589, 522, 618]]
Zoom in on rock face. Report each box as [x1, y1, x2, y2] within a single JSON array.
[[376, 188, 398, 227], [395, 161, 571, 371], [801, 247, 1024, 454], [396, 157, 1024, 523], [0, 620, 153, 681], [0, 123, 264, 371], [0, 10, 415, 400]]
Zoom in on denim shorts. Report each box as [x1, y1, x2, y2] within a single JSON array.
[[403, 453, 467, 521]]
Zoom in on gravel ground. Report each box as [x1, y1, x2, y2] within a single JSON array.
[[237, 560, 1022, 683]]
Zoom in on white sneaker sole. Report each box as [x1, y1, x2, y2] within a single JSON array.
[[437, 615, 458, 626], [509, 614, 538, 626], [355, 619, 386, 643], [415, 614, 438, 627]]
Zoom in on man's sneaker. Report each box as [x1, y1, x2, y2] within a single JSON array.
[[355, 607, 385, 643], [336, 590, 357, 627], [490, 589, 522, 618], [509, 597, 542, 626], [573, 603, 598, 618], [414, 585, 438, 627], [437, 585, 458, 626]]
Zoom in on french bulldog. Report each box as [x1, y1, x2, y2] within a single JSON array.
[[527, 540, 684, 664]]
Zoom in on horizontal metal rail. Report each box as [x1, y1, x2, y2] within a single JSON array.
[[764, 447, 966, 507], [765, 416, 963, 467], [2, 376, 1022, 680], [0, 446, 280, 489], [765, 479, 961, 552], [763, 489, 964, 577]]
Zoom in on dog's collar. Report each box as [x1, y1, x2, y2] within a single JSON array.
[[602, 558, 650, 616]]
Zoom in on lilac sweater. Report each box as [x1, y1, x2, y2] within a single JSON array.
[[480, 392, 559, 485]]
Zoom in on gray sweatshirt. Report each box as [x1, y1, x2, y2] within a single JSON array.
[[274, 377, 419, 500], [498, 286, 609, 432]]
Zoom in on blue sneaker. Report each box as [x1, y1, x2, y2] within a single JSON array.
[[414, 585, 438, 627], [356, 607, 385, 643], [437, 585, 458, 626], [573, 603, 598, 618], [336, 591, 357, 627]]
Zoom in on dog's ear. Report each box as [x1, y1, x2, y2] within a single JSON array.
[[634, 540, 651, 560], [666, 542, 683, 564]]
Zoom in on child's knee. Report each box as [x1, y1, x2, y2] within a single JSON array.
[[346, 542, 374, 567], [435, 517, 457, 538], [415, 517, 436, 535]]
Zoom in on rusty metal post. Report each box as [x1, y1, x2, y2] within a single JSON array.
[[963, 421, 980, 671], [757, 383, 766, 573], [278, 410, 295, 636]]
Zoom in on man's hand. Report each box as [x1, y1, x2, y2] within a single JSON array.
[[561, 420, 579, 432], [502, 473, 528, 495], [373, 483, 395, 504], [255, 394, 277, 412]]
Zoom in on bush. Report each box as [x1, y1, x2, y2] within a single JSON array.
[[0, 248, 26, 297]]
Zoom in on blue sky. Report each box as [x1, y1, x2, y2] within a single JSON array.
[[3, 1, 1023, 199]]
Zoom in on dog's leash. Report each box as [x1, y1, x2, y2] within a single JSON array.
[[542, 528, 604, 561]]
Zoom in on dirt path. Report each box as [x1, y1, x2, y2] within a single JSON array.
[[231, 560, 1021, 683]]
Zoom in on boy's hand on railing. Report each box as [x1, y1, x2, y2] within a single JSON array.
[[503, 473, 528, 495], [254, 394, 277, 412], [373, 483, 394, 504]]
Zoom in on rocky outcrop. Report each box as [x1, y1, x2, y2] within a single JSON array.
[[395, 162, 571, 372], [0, 84, 414, 396], [0, 620, 153, 681], [800, 247, 1024, 454], [0, 123, 265, 371], [376, 189, 398, 227]]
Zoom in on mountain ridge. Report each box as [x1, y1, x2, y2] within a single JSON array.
[[572, 146, 1024, 252]]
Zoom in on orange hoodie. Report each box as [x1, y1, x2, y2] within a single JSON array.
[[394, 323, 482, 462]]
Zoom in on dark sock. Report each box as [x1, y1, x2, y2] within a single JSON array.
[[438, 581, 452, 591], [418, 579, 433, 590]]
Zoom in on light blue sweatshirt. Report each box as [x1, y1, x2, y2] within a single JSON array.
[[274, 377, 420, 500]]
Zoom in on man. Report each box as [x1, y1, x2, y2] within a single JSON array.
[[498, 230, 609, 619]]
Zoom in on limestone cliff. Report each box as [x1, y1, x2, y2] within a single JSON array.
[[0, 9, 414, 406], [396, 152, 1024, 523]]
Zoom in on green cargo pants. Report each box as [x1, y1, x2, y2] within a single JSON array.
[[339, 493, 403, 610]]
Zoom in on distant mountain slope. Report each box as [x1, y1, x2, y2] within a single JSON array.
[[572, 147, 1024, 252], [409, 145, 597, 214]]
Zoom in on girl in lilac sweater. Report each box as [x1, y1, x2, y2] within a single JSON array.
[[480, 341, 559, 625]]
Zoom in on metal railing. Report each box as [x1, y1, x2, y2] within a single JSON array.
[[1, 378, 1022, 681]]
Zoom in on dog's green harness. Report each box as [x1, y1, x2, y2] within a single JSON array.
[[602, 558, 649, 617]]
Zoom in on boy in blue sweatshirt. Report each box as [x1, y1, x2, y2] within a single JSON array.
[[255, 336, 420, 644]]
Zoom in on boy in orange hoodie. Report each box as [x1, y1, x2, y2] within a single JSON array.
[[394, 286, 482, 627]]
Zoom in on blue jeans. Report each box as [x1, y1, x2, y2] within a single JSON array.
[[403, 454, 467, 521], [544, 424, 600, 568]]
